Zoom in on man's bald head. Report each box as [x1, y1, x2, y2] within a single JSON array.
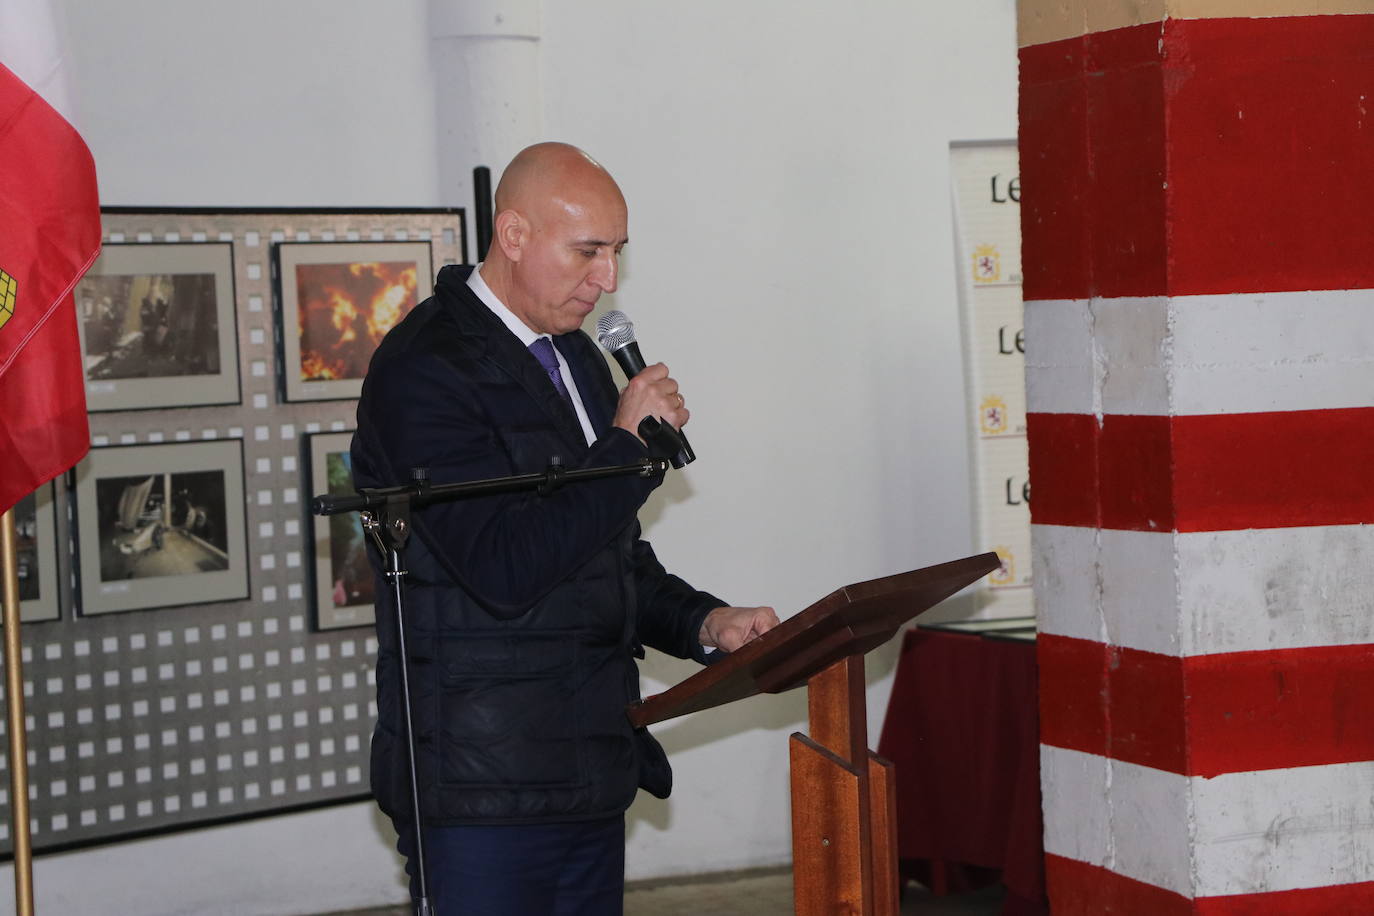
[[493, 142, 626, 224], [481, 142, 630, 336]]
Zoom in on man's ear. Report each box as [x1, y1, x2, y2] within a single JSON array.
[[493, 209, 525, 262]]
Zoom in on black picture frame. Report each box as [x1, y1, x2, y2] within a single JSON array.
[[13, 483, 61, 623], [72, 439, 250, 615], [74, 242, 241, 412], [273, 240, 433, 403], [304, 430, 374, 631]]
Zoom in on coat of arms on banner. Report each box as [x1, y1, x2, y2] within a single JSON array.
[[979, 395, 1009, 435], [0, 267, 14, 330], [973, 244, 1000, 283]]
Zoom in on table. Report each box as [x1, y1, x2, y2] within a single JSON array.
[[875, 624, 1047, 915]]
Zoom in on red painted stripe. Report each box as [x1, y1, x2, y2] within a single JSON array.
[[1027, 412, 1176, 531], [1027, 408, 1374, 532], [1167, 16, 1374, 297], [1039, 634, 1189, 774], [1019, 39, 1092, 302], [1186, 644, 1374, 778], [1171, 407, 1374, 532], [1020, 24, 1168, 301], [1197, 880, 1374, 915], [1098, 414, 1174, 532], [1045, 855, 1193, 916], [1037, 631, 1108, 755], [1019, 15, 1374, 299], [1025, 412, 1100, 527], [1040, 634, 1374, 777]]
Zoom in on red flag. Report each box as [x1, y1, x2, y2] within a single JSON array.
[[0, 61, 101, 514]]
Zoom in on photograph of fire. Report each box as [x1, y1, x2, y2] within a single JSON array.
[[77, 271, 221, 380], [275, 240, 432, 402], [94, 469, 230, 582], [295, 260, 418, 381]]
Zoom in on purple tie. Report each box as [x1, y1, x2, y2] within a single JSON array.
[[528, 337, 572, 403]]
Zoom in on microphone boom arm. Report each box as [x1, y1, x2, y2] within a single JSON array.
[[312, 457, 670, 516]]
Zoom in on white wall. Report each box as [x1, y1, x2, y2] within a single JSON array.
[[5, 1, 1017, 912], [540, 1, 1018, 881], [61, 0, 441, 206]]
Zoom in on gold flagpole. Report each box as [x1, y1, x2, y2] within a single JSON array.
[[1, 508, 35, 916]]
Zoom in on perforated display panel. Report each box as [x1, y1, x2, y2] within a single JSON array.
[[0, 208, 466, 854]]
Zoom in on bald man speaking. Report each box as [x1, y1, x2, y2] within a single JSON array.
[[350, 143, 778, 914]]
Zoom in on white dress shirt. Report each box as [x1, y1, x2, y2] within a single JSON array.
[[467, 265, 598, 446]]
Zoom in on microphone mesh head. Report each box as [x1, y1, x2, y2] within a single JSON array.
[[596, 310, 637, 351]]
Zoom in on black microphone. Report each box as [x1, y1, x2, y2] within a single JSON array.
[[596, 310, 695, 468]]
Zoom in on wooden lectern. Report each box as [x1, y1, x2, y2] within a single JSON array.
[[628, 552, 1001, 916]]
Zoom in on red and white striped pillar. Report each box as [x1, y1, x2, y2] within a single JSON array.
[[1019, 2, 1374, 912]]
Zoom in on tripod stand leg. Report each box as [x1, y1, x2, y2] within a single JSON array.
[[384, 542, 436, 916]]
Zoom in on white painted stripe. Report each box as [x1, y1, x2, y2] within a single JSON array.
[[1033, 523, 1374, 657], [1033, 522, 1105, 646], [1025, 289, 1374, 416], [1023, 297, 1104, 418], [1192, 761, 1374, 897], [1043, 745, 1374, 897], [1032, 523, 1180, 655], [1041, 745, 1194, 897]]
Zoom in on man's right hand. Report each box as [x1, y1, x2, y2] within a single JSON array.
[[613, 362, 689, 443]]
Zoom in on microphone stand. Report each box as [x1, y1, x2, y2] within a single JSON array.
[[312, 456, 670, 916]]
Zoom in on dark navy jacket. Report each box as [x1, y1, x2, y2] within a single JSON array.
[[351, 265, 722, 826]]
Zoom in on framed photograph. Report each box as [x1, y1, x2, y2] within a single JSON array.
[[72, 439, 249, 615], [12, 484, 61, 623], [305, 431, 374, 630], [74, 242, 240, 411], [274, 241, 433, 402]]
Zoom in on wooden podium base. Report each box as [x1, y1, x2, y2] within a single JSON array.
[[790, 656, 899, 916], [790, 738, 898, 915]]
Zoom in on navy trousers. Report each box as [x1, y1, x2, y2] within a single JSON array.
[[395, 815, 626, 916]]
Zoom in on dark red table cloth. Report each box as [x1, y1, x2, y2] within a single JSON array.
[[876, 627, 1047, 915]]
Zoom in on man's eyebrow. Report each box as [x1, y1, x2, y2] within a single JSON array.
[[569, 237, 629, 247]]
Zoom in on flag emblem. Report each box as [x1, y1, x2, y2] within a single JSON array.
[[0, 267, 14, 331]]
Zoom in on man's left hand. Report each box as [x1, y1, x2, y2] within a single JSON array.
[[699, 606, 780, 653]]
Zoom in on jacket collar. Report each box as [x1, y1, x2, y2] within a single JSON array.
[[437, 264, 592, 452]]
